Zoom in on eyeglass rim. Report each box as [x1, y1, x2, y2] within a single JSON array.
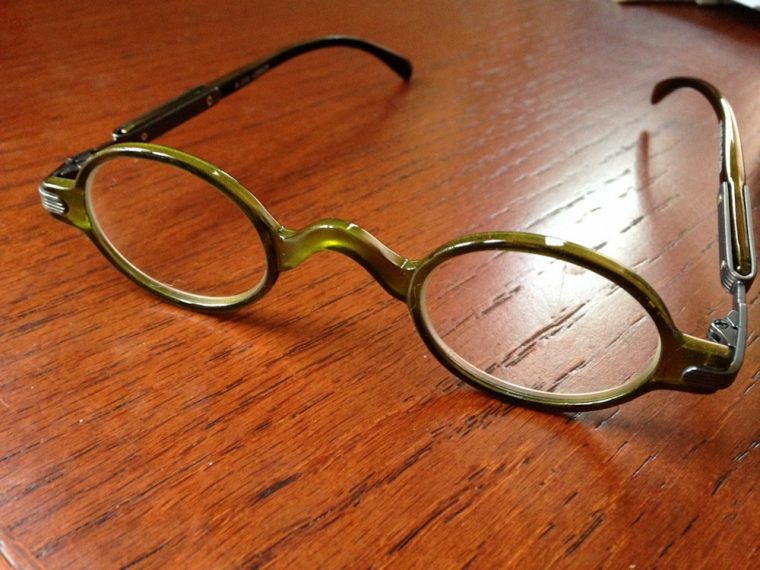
[[407, 236, 670, 408], [79, 144, 283, 310]]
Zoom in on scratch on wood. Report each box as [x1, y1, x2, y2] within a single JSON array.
[[525, 193, 588, 230], [711, 472, 729, 496], [495, 303, 587, 370], [382, 443, 434, 485], [619, 215, 644, 234], [546, 360, 588, 392], [34, 508, 119, 559], [632, 455, 656, 478], [204, 377, 290, 429], [444, 491, 482, 524], [290, 392, 334, 418], [683, 439, 706, 459], [595, 408, 620, 429], [243, 440, 440, 564], [389, 495, 459, 554], [467, 467, 488, 482], [0, 440, 43, 464], [15, 314, 58, 335], [538, 521, 555, 540], [251, 474, 301, 505], [611, 440, 629, 460], [659, 540, 674, 559], [121, 542, 169, 569], [486, 342, 536, 373], [681, 515, 699, 537], [481, 284, 522, 316], [208, 347, 234, 362], [461, 540, 487, 570], [182, 377, 246, 409], [564, 511, 605, 556]]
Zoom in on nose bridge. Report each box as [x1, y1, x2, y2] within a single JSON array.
[[276, 219, 418, 301]]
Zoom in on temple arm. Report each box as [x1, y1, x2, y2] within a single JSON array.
[[652, 77, 756, 389], [112, 36, 412, 144], [652, 77, 754, 281]]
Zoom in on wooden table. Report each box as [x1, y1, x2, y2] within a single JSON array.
[[2, 1, 759, 567]]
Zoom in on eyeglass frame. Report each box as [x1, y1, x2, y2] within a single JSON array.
[[39, 36, 756, 411]]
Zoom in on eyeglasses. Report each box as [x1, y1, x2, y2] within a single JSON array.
[[39, 36, 755, 411]]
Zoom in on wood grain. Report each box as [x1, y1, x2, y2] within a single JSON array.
[[1, 0, 759, 567]]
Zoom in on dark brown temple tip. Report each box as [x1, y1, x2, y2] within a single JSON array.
[[651, 76, 724, 120]]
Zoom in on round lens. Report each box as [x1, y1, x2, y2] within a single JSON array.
[[420, 249, 660, 395], [86, 156, 268, 299]]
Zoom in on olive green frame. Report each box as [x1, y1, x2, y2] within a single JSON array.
[[39, 37, 755, 410]]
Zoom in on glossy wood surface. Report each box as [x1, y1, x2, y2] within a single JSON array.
[[2, 1, 759, 567]]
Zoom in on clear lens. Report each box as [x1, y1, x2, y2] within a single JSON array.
[[87, 157, 268, 298], [421, 250, 660, 394]]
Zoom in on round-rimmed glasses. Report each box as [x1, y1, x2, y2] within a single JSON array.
[[40, 37, 755, 410]]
